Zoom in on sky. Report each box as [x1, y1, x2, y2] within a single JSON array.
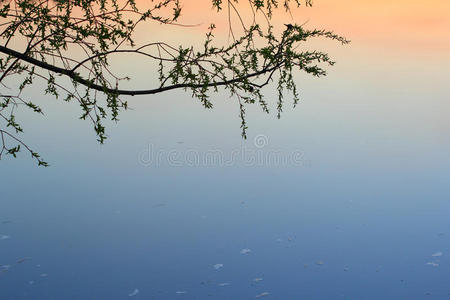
[[154, 0, 450, 52]]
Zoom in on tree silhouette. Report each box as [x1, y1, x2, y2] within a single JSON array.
[[0, 0, 348, 166]]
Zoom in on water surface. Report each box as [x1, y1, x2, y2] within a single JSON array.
[[1, 1, 449, 299]]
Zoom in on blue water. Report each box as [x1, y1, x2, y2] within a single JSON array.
[[1, 42, 450, 300]]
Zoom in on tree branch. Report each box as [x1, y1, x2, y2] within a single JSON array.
[[0, 44, 282, 96]]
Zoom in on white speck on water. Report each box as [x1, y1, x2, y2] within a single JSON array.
[[0, 265, 10, 272], [176, 291, 187, 294], [40, 273, 48, 278], [255, 292, 270, 298], [0, 235, 10, 240], [128, 289, 139, 297], [218, 282, 230, 286], [240, 248, 252, 254], [316, 261, 324, 266], [426, 262, 439, 267], [432, 252, 443, 257], [213, 264, 223, 270], [253, 278, 263, 282], [29, 281, 34, 285], [17, 257, 32, 264], [275, 238, 282, 242]]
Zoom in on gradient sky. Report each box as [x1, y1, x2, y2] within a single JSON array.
[[147, 0, 450, 52], [114, 0, 450, 93]]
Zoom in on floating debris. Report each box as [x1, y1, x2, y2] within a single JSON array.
[[287, 237, 294, 242], [176, 291, 187, 294], [218, 283, 230, 287], [316, 261, 324, 266], [256, 292, 270, 298], [40, 273, 48, 278], [213, 264, 223, 270], [17, 257, 32, 264], [240, 249, 252, 255], [426, 262, 439, 267], [128, 289, 139, 297], [0, 235, 10, 240], [432, 252, 443, 257], [253, 278, 263, 282], [0, 265, 10, 273]]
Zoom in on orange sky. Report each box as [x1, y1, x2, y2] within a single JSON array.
[[139, 0, 450, 52]]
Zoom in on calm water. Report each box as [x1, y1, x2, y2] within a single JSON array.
[[1, 1, 450, 299]]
